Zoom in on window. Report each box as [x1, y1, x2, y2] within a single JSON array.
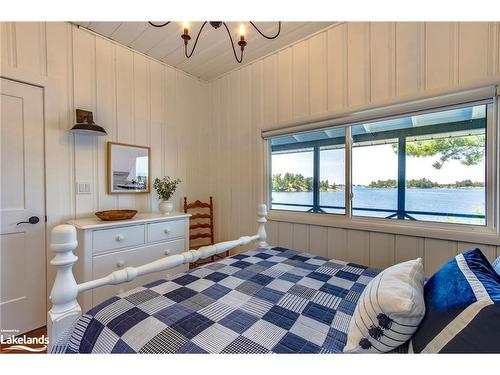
[[352, 142, 398, 218], [319, 145, 345, 214], [271, 148, 314, 211], [268, 101, 490, 227], [351, 105, 486, 225], [270, 128, 346, 213]]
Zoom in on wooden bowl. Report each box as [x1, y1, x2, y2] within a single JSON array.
[[95, 210, 138, 221]]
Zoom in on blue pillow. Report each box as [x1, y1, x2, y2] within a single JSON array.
[[493, 256, 500, 276], [410, 248, 500, 353]]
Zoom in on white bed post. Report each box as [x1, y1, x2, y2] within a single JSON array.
[[257, 204, 269, 247], [47, 224, 82, 352]]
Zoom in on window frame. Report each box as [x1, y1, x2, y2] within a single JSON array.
[[270, 135, 346, 213], [265, 96, 499, 244]]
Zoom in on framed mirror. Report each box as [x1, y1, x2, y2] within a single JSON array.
[[107, 142, 150, 194]]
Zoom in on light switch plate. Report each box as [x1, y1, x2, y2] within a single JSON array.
[[77, 182, 91, 194]]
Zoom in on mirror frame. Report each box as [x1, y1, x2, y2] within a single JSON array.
[[106, 141, 151, 194]]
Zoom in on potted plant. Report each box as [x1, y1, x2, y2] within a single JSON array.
[[153, 176, 181, 214]]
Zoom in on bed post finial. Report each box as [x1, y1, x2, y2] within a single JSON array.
[[47, 224, 81, 352], [257, 204, 268, 247]]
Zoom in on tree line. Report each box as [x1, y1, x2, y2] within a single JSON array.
[[272, 173, 484, 192], [272, 173, 342, 192], [368, 178, 484, 189]]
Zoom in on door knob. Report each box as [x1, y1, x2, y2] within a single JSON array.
[[16, 216, 40, 225]]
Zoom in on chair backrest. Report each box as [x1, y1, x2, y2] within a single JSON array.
[[183, 196, 214, 247]]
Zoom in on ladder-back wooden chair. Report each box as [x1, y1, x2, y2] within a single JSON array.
[[184, 196, 227, 268]]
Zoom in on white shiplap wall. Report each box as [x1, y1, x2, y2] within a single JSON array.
[[208, 22, 500, 275], [1, 22, 500, 285], [0, 22, 209, 293]]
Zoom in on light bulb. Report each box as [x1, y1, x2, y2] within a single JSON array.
[[182, 21, 190, 34], [239, 24, 246, 41]]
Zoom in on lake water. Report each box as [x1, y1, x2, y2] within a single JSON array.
[[271, 187, 486, 225]]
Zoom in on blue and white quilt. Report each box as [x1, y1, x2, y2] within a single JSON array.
[[60, 246, 379, 354]]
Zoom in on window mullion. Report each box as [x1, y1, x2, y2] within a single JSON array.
[[313, 146, 320, 212], [397, 135, 406, 220], [345, 127, 352, 218]]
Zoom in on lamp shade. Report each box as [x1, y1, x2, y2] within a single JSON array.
[[70, 109, 107, 136]]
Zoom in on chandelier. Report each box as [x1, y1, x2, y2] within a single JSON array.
[[148, 21, 282, 63]]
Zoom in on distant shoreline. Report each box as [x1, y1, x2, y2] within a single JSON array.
[[272, 174, 484, 192], [354, 186, 485, 189], [273, 186, 486, 193]]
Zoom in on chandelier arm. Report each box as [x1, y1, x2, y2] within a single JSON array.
[[222, 22, 244, 63], [249, 21, 281, 39], [148, 21, 171, 28], [185, 21, 208, 58]]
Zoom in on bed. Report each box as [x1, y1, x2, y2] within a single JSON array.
[[55, 246, 379, 353], [50, 204, 421, 354], [50, 204, 500, 353]]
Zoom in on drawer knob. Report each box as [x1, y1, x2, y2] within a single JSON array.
[[164, 249, 171, 256], [164, 228, 171, 234], [116, 260, 125, 268], [115, 234, 125, 242]]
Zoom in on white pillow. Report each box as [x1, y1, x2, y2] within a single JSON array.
[[343, 258, 425, 353]]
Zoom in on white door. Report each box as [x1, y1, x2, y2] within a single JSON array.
[[0, 78, 46, 336]]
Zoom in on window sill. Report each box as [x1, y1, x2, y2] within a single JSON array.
[[268, 209, 500, 246]]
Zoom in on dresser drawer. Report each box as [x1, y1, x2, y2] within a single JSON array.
[[92, 224, 145, 254], [92, 238, 186, 306], [147, 219, 186, 243]]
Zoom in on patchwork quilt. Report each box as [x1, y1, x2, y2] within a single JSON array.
[[58, 246, 380, 354]]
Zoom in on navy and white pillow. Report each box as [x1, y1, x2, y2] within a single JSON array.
[[343, 258, 426, 353], [410, 248, 500, 353], [492, 256, 500, 275]]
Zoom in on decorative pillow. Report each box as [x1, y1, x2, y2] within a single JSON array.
[[492, 256, 500, 276], [410, 248, 500, 353], [343, 258, 425, 353]]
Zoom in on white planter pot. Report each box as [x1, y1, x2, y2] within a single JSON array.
[[159, 200, 174, 215]]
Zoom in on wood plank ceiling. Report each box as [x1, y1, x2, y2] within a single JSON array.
[[73, 22, 335, 81]]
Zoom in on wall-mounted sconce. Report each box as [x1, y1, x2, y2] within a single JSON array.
[[70, 109, 107, 136]]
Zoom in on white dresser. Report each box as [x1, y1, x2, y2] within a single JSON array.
[[68, 212, 190, 311]]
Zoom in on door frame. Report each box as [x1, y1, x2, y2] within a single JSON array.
[[1, 64, 68, 317]]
